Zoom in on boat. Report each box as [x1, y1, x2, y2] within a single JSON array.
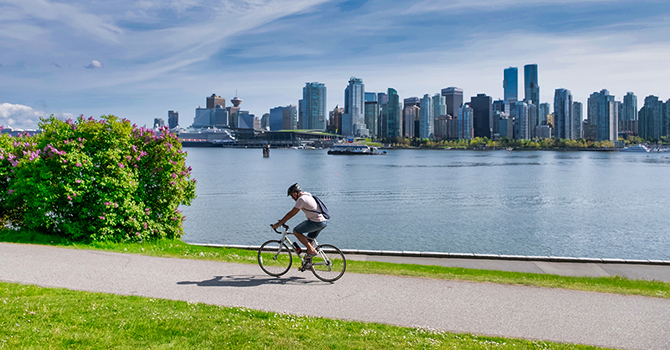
[[620, 144, 650, 152], [328, 144, 386, 155]]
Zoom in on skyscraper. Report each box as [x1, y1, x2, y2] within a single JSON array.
[[469, 93, 493, 138], [303, 82, 327, 130], [621, 92, 638, 135], [539, 103, 550, 126], [403, 97, 420, 138], [503, 67, 518, 103], [587, 89, 618, 141], [342, 77, 365, 136], [524, 64, 539, 105], [515, 101, 530, 140], [554, 89, 573, 139], [206, 94, 226, 109], [441, 87, 463, 117], [419, 94, 433, 139], [572, 101, 583, 139], [638, 95, 665, 140], [364, 99, 379, 139], [168, 111, 179, 129], [381, 88, 401, 138], [432, 93, 446, 136], [458, 104, 474, 140]]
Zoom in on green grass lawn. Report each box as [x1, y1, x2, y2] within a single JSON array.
[[0, 282, 607, 349], [1, 230, 669, 300]]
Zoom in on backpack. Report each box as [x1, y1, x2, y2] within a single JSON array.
[[311, 195, 331, 220]]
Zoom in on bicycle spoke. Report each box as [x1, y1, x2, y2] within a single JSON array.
[[311, 244, 346, 282]]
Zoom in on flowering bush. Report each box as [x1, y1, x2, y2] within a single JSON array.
[[0, 115, 196, 242]]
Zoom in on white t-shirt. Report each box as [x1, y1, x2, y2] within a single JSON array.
[[294, 192, 327, 222]]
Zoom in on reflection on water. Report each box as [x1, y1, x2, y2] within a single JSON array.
[[181, 148, 670, 260]]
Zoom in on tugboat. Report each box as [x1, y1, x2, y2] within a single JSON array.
[[328, 144, 386, 155]]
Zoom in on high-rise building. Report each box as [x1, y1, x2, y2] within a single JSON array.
[[237, 111, 255, 129], [528, 102, 538, 139], [269, 105, 297, 131], [503, 67, 518, 103], [621, 92, 638, 135], [515, 101, 530, 140], [364, 100, 379, 139], [365, 92, 377, 102], [419, 94, 433, 139], [469, 93, 493, 138], [342, 77, 365, 136], [153, 118, 165, 129], [524, 64, 539, 105], [458, 104, 474, 140], [269, 107, 284, 131], [572, 101, 583, 139], [441, 87, 463, 117], [381, 88, 401, 138], [493, 99, 510, 115], [328, 106, 343, 134], [168, 111, 179, 129], [554, 89, 573, 139], [403, 97, 420, 138], [261, 113, 270, 130], [377, 92, 388, 137], [587, 89, 618, 141], [432, 93, 446, 136], [539, 103, 550, 125], [303, 82, 327, 130], [638, 95, 665, 140], [206, 94, 226, 109]]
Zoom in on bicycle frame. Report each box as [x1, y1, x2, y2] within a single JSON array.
[[272, 225, 332, 270]]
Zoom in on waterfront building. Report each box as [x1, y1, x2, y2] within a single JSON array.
[[470, 93, 493, 138], [495, 111, 513, 139], [419, 94, 434, 139], [621, 92, 638, 135], [493, 99, 510, 115], [269, 107, 284, 131], [154, 118, 165, 129], [298, 99, 304, 129], [261, 113, 270, 130], [381, 88, 401, 138], [524, 64, 539, 105], [458, 104, 474, 140], [342, 77, 366, 136], [535, 124, 552, 139], [328, 106, 343, 134], [554, 89, 573, 139], [515, 101, 530, 140], [168, 111, 179, 129], [193, 105, 228, 128], [638, 95, 665, 140], [587, 89, 618, 141], [503, 67, 518, 103], [282, 105, 297, 130], [403, 97, 421, 138], [303, 82, 327, 130], [212, 105, 229, 127], [572, 101, 583, 139], [539, 103, 550, 125], [441, 87, 463, 118], [434, 115, 448, 139], [365, 100, 379, 138], [528, 102, 538, 139], [432, 93, 446, 136], [206, 93, 226, 109], [377, 92, 388, 137], [237, 111, 255, 129]]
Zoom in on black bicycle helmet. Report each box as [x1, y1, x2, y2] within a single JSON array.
[[287, 183, 301, 196]]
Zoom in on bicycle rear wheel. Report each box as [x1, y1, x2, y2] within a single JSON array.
[[258, 240, 292, 276], [311, 244, 346, 282]]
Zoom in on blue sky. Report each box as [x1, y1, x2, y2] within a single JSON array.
[[1, 0, 670, 129]]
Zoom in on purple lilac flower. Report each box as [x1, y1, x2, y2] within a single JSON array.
[[8, 189, 14, 194], [76, 163, 82, 167], [118, 163, 125, 168]]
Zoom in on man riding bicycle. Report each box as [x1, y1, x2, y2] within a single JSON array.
[[271, 183, 328, 266]]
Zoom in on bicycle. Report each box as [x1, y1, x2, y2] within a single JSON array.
[[257, 224, 346, 282]]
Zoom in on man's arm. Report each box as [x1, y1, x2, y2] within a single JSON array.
[[272, 207, 300, 229]]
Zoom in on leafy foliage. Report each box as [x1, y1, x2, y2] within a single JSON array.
[[0, 115, 196, 242]]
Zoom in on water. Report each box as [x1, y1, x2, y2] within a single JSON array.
[[181, 147, 670, 260]]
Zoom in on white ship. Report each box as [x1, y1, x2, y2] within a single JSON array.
[[328, 144, 386, 155], [620, 144, 650, 152]]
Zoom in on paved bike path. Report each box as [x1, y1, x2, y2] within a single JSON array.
[[1, 243, 669, 350]]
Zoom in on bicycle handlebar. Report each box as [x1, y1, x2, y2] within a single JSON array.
[[271, 223, 289, 234]]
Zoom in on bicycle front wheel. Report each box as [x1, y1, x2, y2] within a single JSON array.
[[258, 240, 292, 276], [311, 244, 346, 282]]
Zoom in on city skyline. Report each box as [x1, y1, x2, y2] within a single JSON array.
[[2, 0, 670, 129]]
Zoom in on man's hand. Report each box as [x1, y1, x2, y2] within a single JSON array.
[[271, 222, 281, 230]]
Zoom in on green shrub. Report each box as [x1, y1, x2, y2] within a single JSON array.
[[0, 115, 196, 242]]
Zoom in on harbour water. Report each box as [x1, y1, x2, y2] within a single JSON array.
[[181, 147, 670, 260]]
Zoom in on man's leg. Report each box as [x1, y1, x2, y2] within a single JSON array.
[[293, 231, 317, 255]]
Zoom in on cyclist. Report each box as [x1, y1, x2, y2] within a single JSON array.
[[271, 183, 328, 266]]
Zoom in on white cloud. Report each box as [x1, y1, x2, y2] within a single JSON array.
[[0, 103, 74, 129], [86, 60, 103, 69]]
